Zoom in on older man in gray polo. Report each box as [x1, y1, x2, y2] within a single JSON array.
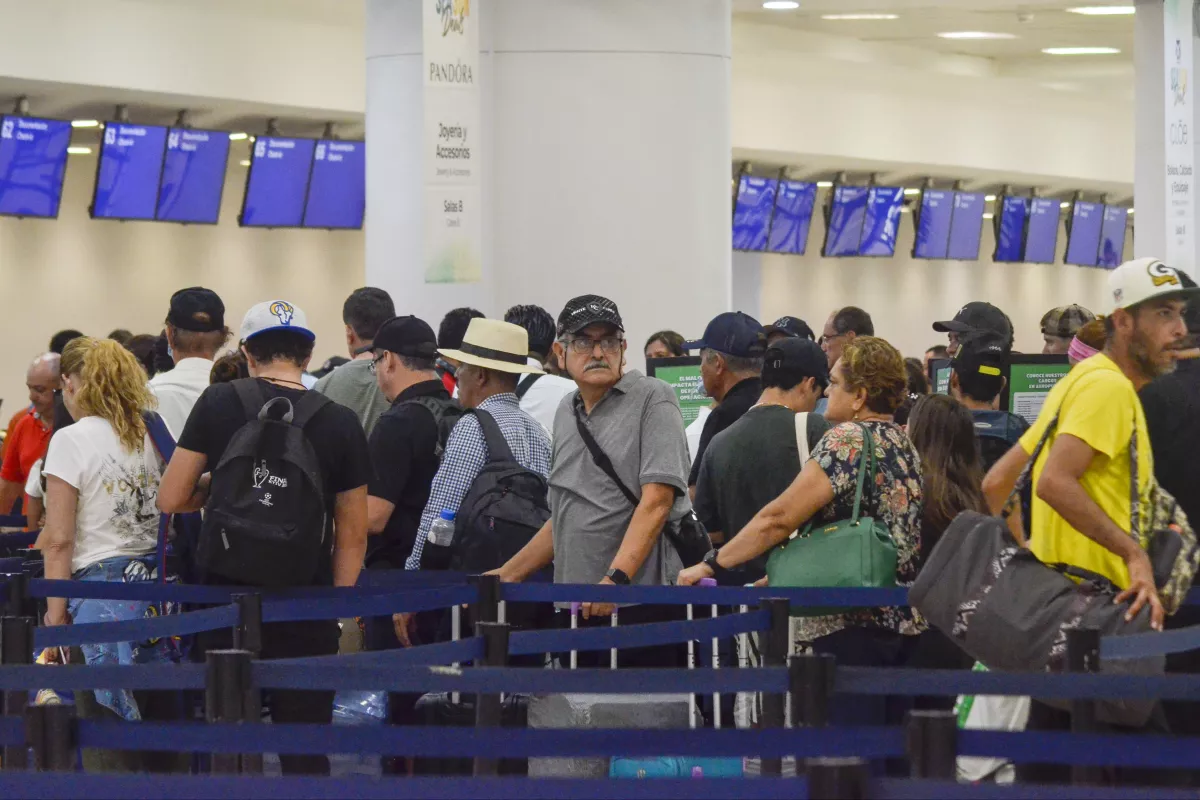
[[496, 294, 692, 668]]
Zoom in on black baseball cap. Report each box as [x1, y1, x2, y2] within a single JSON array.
[[952, 330, 1008, 383], [933, 302, 1013, 341], [762, 338, 829, 390], [167, 287, 225, 332], [557, 295, 624, 337], [372, 315, 438, 359], [764, 316, 815, 341], [685, 312, 768, 358]]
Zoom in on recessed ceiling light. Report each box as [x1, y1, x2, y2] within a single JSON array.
[[1128, 208, 1135, 215], [903, 188, 920, 195], [985, 195, 997, 202], [1060, 201, 1071, 208], [762, 1, 799, 9], [71, 119, 100, 129], [1066, 6, 1135, 15], [229, 132, 249, 141], [983, 213, 995, 220], [239, 160, 251, 167], [821, 13, 899, 20], [938, 31, 1017, 40], [816, 181, 834, 188], [66, 146, 92, 155], [1042, 46, 1121, 55]]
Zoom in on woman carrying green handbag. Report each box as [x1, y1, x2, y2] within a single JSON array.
[[678, 336, 925, 730]]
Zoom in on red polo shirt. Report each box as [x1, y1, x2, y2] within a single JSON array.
[[1, 409, 52, 494]]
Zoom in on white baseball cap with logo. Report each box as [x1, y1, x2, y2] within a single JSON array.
[[240, 300, 316, 342], [1108, 257, 1200, 314]]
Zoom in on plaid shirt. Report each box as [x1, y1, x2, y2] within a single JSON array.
[[406, 393, 552, 570]]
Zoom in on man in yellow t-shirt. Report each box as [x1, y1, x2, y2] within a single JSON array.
[[984, 257, 1198, 633]]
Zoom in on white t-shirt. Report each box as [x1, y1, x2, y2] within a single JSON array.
[[686, 406, 712, 466], [517, 359, 577, 440], [24, 458, 43, 500], [43, 417, 164, 573], [148, 357, 213, 439]]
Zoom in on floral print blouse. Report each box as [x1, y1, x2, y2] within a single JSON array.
[[792, 421, 925, 644]]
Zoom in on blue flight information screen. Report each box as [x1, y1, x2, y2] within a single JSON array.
[[767, 180, 816, 255], [994, 196, 1028, 263], [303, 139, 365, 229], [913, 190, 953, 260], [1097, 206, 1128, 269], [1065, 201, 1104, 267], [1023, 198, 1060, 264], [92, 123, 168, 220], [732, 175, 776, 251], [0, 116, 71, 218], [823, 186, 868, 257], [157, 128, 230, 224], [241, 136, 316, 227], [947, 192, 986, 261], [859, 186, 904, 257]]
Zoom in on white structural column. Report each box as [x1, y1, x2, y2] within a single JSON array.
[[1134, 0, 1196, 272], [366, 0, 733, 351]]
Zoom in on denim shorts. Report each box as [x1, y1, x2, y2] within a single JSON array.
[[67, 554, 175, 722]]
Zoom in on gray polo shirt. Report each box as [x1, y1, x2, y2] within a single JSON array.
[[313, 359, 390, 436], [549, 370, 690, 587]]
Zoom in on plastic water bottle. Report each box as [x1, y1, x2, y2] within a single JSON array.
[[423, 510, 456, 570]]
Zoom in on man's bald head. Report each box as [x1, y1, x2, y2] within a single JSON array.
[[27, 353, 60, 418]]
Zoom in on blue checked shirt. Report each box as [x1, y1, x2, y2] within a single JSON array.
[[406, 393, 553, 570]]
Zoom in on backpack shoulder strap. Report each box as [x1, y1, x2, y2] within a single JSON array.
[[516, 373, 544, 400], [231, 378, 267, 421], [290, 390, 333, 429], [142, 411, 176, 463], [469, 408, 515, 464], [573, 403, 640, 507]]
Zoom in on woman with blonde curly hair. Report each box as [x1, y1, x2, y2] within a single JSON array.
[[40, 337, 172, 723], [679, 336, 925, 730]]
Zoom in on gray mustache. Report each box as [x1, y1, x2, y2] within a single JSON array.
[[585, 362, 610, 371]]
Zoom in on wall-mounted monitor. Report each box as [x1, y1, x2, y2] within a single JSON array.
[[858, 186, 904, 257], [993, 196, 1028, 263], [156, 128, 231, 225], [947, 192, 986, 261], [912, 189, 953, 260], [0, 115, 72, 219], [1002, 355, 1070, 425], [91, 123, 169, 221], [732, 175, 776, 252], [767, 180, 816, 255], [1097, 205, 1128, 269], [303, 139, 365, 230], [1023, 198, 1060, 264], [1064, 200, 1104, 267], [240, 136, 316, 228], [823, 185, 869, 257]]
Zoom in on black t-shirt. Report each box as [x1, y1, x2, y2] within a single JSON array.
[[1140, 360, 1200, 528], [366, 380, 454, 568], [693, 405, 829, 582], [688, 377, 762, 487], [177, 378, 372, 585]]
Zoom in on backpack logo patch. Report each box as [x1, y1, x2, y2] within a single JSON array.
[[252, 461, 288, 490]]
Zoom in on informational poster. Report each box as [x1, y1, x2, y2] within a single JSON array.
[[929, 360, 952, 396], [1007, 362, 1071, 425], [424, 0, 482, 284], [647, 357, 711, 426], [1165, 0, 1195, 270]]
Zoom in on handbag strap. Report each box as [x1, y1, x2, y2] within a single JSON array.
[[573, 403, 640, 507], [142, 411, 175, 586], [848, 423, 878, 524], [1001, 411, 1059, 520]]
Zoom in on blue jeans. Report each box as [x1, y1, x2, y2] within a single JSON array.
[[67, 555, 174, 721]]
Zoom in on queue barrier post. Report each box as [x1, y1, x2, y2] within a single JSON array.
[[472, 573, 501, 628], [3, 573, 30, 618], [758, 597, 789, 778], [25, 702, 75, 771], [205, 649, 254, 775], [1067, 626, 1102, 786], [906, 709, 956, 779], [790, 652, 835, 728], [1, 615, 34, 770], [473, 620, 510, 777], [233, 593, 263, 657], [807, 757, 870, 800]]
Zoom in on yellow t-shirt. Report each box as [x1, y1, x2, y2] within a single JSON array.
[[1018, 354, 1153, 589]]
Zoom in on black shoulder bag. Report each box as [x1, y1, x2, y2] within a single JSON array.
[[572, 405, 712, 567]]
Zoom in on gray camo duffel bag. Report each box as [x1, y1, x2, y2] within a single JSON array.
[[909, 510, 1162, 727]]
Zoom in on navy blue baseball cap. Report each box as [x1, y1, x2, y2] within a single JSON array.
[[685, 312, 767, 358], [764, 316, 815, 341]]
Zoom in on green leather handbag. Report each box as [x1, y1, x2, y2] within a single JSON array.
[[765, 423, 898, 614]]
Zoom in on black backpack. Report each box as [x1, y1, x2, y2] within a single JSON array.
[[195, 380, 331, 588], [402, 395, 465, 463], [449, 409, 550, 573]]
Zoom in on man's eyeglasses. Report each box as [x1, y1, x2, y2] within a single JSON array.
[[369, 352, 386, 374], [565, 336, 624, 355], [818, 332, 846, 348]]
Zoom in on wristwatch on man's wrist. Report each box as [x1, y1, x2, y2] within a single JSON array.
[[703, 548, 731, 580], [605, 567, 631, 586]]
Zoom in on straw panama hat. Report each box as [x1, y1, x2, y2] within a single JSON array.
[[439, 318, 545, 375]]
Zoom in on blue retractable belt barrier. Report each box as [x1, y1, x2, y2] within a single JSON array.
[[30, 579, 238, 604], [873, 778, 1200, 800], [0, 664, 206, 691], [958, 729, 1200, 769], [836, 666, 1200, 701], [33, 604, 239, 648], [274, 636, 485, 667], [1101, 622, 1200, 660], [261, 584, 477, 622], [0, 514, 28, 528], [0, 530, 37, 548], [507, 608, 770, 655], [501, 582, 912, 607], [0, 716, 22, 747]]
